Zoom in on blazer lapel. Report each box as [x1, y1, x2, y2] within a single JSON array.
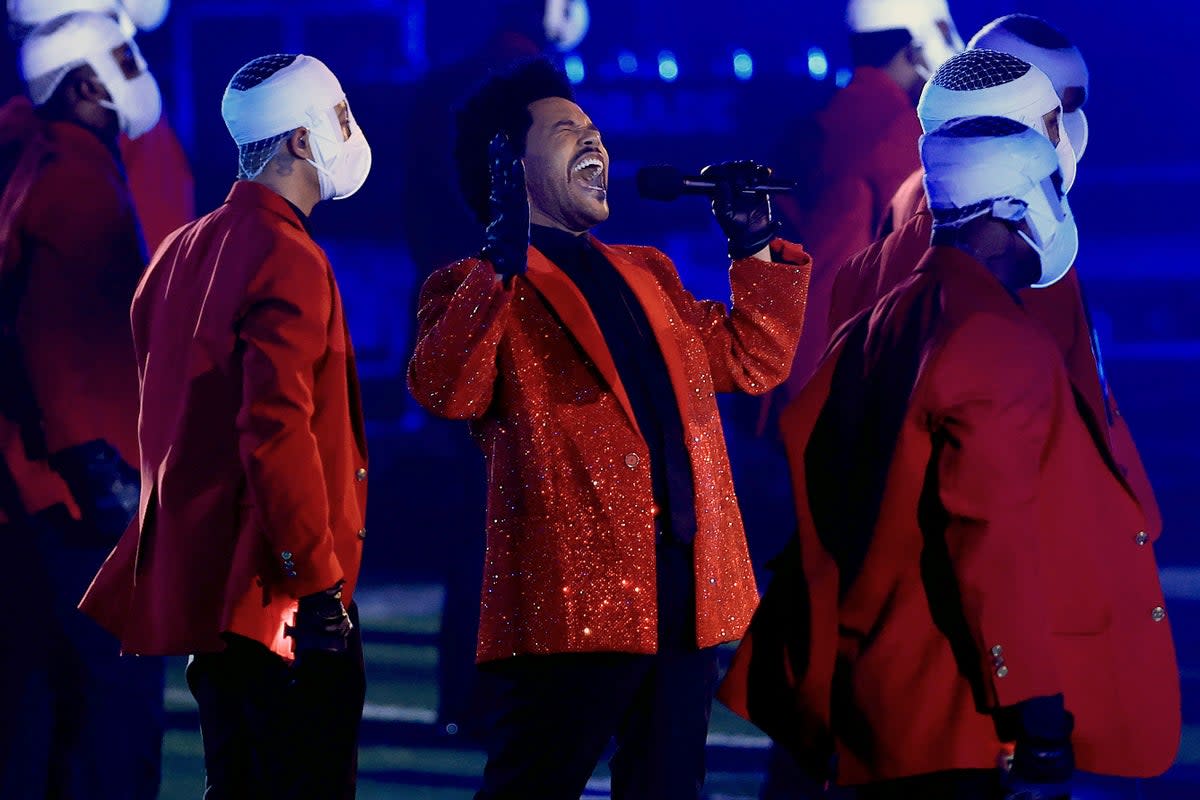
[[591, 239, 694, 428], [524, 245, 641, 438]]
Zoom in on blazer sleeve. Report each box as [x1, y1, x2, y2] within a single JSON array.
[[643, 240, 811, 396], [235, 242, 341, 598], [407, 257, 514, 420], [925, 312, 1063, 709]]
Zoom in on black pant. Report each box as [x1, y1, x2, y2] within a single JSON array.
[[186, 604, 366, 800], [856, 769, 1003, 799], [475, 538, 718, 800], [0, 507, 164, 800]]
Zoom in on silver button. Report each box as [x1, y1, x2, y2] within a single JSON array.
[[990, 645, 1003, 657], [281, 551, 293, 560], [357, 527, 367, 540], [996, 665, 1009, 678], [355, 467, 368, 481], [1151, 606, 1166, 622], [624, 453, 640, 468], [1135, 531, 1149, 546]]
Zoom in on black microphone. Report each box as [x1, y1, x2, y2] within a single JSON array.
[[636, 164, 800, 202]]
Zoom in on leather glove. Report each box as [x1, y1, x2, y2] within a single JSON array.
[[480, 132, 530, 280], [286, 580, 353, 657], [701, 160, 782, 260], [48, 439, 139, 543], [1001, 695, 1075, 800]]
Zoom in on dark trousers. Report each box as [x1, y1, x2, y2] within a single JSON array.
[[475, 538, 718, 800], [0, 507, 165, 800], [186, 603, 366, 800]]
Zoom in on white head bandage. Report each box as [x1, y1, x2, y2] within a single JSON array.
[[969, 14, 1089, 159], [222, 54, 371, 200], [8, 0, 168, 38], [847, 0, 964, 74], [543, 0, 589, 52], [919, 49, 1075, 191], [20, 11, 161, 137], [922, 115, 1078, 287]]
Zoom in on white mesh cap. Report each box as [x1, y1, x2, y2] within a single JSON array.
[[968, 14, 1087, 104], [20, 11, 127, 105], [918, 49, 1057, 132]]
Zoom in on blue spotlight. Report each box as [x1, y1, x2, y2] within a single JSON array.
[[618, 50, 638, 74], [658, 50, 679, 82], [835, 67, 852, 87], [564, 54, 585, 84], [732, 49, 753, 80], [807, 46, 829, 80]]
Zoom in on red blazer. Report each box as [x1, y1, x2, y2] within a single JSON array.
[[720, 247, 1179, 784], [119, 114, 196, 255], [828, 189, 1161, 536], [0, 97, 143, 522], [80, 181, 369, 659], [774, 67, 923, 403], [408, 238, 812, 662]]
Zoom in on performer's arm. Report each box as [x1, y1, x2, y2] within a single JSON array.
[[236, 248, 341, 598]]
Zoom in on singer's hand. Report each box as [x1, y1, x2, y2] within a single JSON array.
[[701, 160, 781, 260], [999, 696, 1075, 800], [481, 132, 530, 281]]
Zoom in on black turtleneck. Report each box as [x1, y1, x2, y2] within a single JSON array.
[[529, 224, 696, 546], [284, 199, 314, 237]]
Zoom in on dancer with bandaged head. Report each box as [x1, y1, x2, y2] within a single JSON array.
[[721, 115, 1180, 799], [80, 54, 372, 799], [0, 12, 163, 796], [7, 0, 195, 252]]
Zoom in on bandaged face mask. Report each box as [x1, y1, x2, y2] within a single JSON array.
[[92, 40, 162, 139], [306, 102, 372, 201], [1063, 108, 1088, 161], [989, 172, 1078, 287], [544, 0, 589, 52]]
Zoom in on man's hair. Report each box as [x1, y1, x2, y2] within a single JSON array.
[[228, 53, 300, 179], [849, 29, 914, 68], [453, 57, 574, 224], [990, 14, 1074, 50]]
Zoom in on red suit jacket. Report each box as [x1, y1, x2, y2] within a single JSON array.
[[119, 115, 195, 255], [0, 97, 143, 522], [773, 67, 923, 404], [80, 181, 368, 659], [828, 182, 1161, 536], [719, 247, 1179, 784], [408, 238, 811, 663]]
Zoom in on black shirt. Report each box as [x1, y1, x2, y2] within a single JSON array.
[[529, 225, 697, 544]]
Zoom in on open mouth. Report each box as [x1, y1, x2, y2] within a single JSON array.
[[571, 153, 607, 193]]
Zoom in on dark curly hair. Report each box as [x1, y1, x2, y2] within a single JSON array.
[[454, 57, 575, 224]]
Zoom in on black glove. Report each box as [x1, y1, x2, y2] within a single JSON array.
[[1001, 695, 1075, 800], [48, 439, 139, 543], [480, 132, 530, 281], [701, 160, 782, 260], [285, 580, 353, 657]]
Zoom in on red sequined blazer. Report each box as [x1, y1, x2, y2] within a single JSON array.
[[409, 237, 811, 662]]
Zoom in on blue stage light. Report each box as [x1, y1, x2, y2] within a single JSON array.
[[835, 67, 852, 87], [618, 51, 638, 74], [658, 50, 679, 82], [808, 46, 829, 80], [564, 54, 585, 84], [732, 49, 753, 80]]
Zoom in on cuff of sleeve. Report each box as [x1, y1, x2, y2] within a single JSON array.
[[276, 534, 344, 599]]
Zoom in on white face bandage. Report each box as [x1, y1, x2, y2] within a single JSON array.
[[919, 49, 1076, 192], [969, 15, 1090, 160], [20, 11, 162, 138], [846, 0, 965, 75], [7, 0, 167, 39], [922, 116, 1078, 288], [221, 54, 372, 201]]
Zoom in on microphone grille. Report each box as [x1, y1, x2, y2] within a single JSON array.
[[636, 164, 685, 201]]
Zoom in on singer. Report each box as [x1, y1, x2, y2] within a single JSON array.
[[407, 57, 812, 799]]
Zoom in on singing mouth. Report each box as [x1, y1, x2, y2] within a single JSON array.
[[571, 153, 607, 191]]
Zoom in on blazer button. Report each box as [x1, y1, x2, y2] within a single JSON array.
[[355, 467, 368, 481], [1151, 606, 1166, 622], [995, 665, 1009, 678], [1135, 531, 1149, 546], [990, 645, 1003, 657], [357, 527, 367, 540], [624, 453, 640, 468]]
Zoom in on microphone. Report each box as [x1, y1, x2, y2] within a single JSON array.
[[636, 164, 800, 202]]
